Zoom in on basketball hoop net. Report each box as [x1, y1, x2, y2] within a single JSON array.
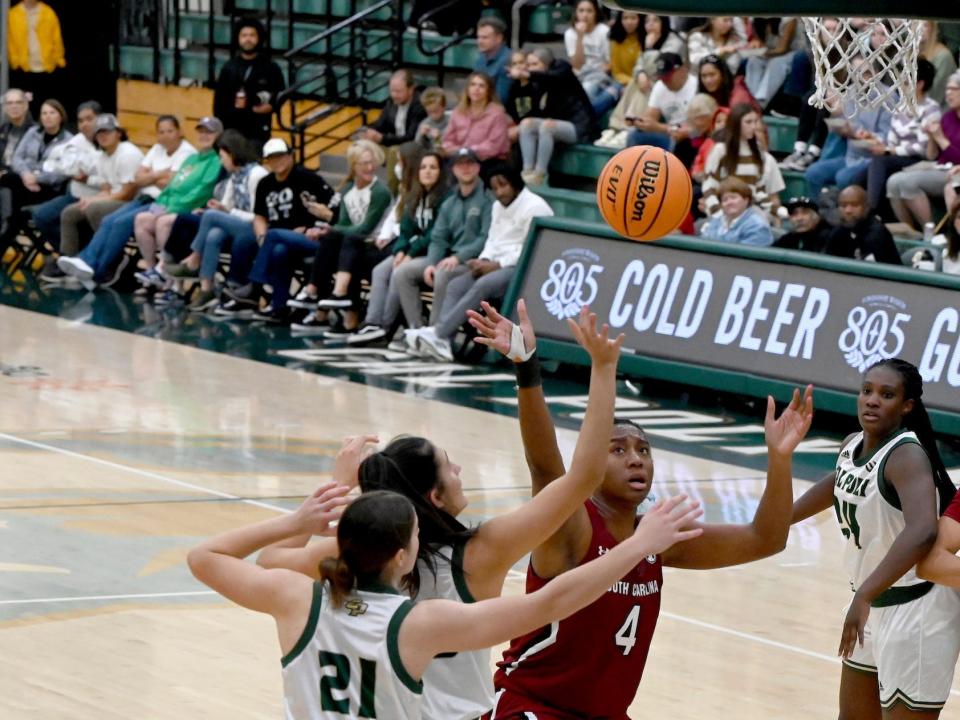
[[801, 17, 924, 117]]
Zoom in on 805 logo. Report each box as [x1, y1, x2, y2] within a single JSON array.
[[540, 249, 605, 321], [837, 295, 911, 372]]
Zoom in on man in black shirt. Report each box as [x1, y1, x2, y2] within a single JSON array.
[[774, 196, 833, 253], [824, 185, 902, 264], [217, 139, 340, 321], [212, 19, 285, 145], [358, 69, 425, 193]]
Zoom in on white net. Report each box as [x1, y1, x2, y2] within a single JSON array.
[[801, 17, 924, 117]]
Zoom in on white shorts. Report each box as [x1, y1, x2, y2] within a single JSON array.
[[844, 584, 960, 710]]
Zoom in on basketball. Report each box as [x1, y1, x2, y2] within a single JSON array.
[[596, 146, 692, 242]]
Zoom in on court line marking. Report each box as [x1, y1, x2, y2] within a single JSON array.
[[9, 430, 959, 696], [0, 432, 292, 515], [661, 611, 960, 697], [0, 590, 217, 606]]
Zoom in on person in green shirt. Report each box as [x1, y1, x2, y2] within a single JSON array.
[[133, 116, 224, 288]]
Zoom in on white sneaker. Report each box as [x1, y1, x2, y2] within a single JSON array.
[[57, 256, 95, 282], [417, 327, 454, 362], [398, 327, 425, 354], [287, 288, 319, 310]]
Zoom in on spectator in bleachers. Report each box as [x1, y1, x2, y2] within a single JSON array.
[[0, 98, 69, 248], [26, 100, 99, 255], [474, 17, 512, 103], [701, 103, 784, 219], [0, 89, 34, 177], [824, 185, 901, 264], [591, 11, 642, 117], [212, 18, 284, 145], [132, 117, 224, 288], [285, 140, 392, 332], [7, 0, 65, 116], [516, 48, 597, 186], [215, 138, 340, 319], [696, 54, 759, 114], [339, 148, 449, 344], [564, 0, 610, 106], [679, 94, 719, 170], [360, 69, 427, 194], [159, 131, 267, 312], [886, 70, 960, 230], [774, 196, 833, 252], [744, 19, 806, 110], [779, 105, 828, 172], [38, 113, 144, 281], [442, 71, 511, 173], [391, 148, 492, 341], [859, 59, 941, 214], [54, 114, 200, 288], [947, 166, 960, 211], [804, 104, 891, 199], [505, 50, 536, 139], [700, 177, 773, 246], [414, 87, 449, 152], [687, 17, 747, 73], [920, 22, 958, 105], [634, 15, 686, 78], [691, 105, 729, 184], [597, 64, 651, 149], [414, 162, 553, 362], [625, 53, 699, 154], [936, 204, 960, 275]]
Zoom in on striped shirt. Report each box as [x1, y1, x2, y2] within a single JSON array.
[[702, 140, 785, 217], [885, 97, 941, 157]]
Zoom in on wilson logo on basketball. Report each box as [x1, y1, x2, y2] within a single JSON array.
[[630, 160, 661, 223]]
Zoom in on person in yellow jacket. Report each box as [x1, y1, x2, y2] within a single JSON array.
[[7, 0, 66, 114]]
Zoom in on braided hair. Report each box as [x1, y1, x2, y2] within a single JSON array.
[[358, 437, 476, 595], [867, 358, 956, 513]]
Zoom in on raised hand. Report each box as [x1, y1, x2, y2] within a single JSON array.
[[332, 434, 379, 488], [566, 305, 624, 367], [631, 494, 704, 556], [764, 385, 814, 457], [292, 482, 352, 536], [466, 298, 536, 362]]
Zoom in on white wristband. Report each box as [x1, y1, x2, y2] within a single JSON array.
[[507, 322, 535, 362]]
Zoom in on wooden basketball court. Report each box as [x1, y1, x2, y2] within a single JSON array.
[[2, 302, 959, 719]]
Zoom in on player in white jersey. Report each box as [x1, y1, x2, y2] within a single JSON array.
[[793, 358, 960, 718], [188, 485, 703, 720], [257, 307, 634, 719]]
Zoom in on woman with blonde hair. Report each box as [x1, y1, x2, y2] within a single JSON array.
[[441, 72, 511, 173], [293, 139, 393, 336]]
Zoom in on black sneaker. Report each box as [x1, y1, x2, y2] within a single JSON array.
[[225, 282, 258, 302], [39, 263, 67, 284], [318, 294, 353, 309], [291, 312, 331, 335], [254, 305, 289, 324], [214, 298, 257, 319], [346, 324, 388, 345], [165, 262, 199, 278], [322, 320, 358, 340]]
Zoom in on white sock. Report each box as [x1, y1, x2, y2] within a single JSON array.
[[793, 141, 808, 154], [808, 145, 821, 157]]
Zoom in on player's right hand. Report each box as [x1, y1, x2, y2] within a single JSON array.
[[632, 495, 704, 556], [292, 482, 352, 536], [566, 306, 624, 367]]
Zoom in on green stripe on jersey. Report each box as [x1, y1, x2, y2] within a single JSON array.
[[451, 542, 476, 603], [281, 581, 323, 668], [871, 581, 933, 608], [875, 436, 922, 510], [386, 600, 424, 694]]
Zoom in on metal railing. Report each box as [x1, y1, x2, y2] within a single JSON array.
[[413, 0, 476, 89]]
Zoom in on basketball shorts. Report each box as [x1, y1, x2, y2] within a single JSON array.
[[843, 584, 960, 711], [492, 688, 630, 720]]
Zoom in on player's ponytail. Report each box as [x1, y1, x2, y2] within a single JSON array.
[[359, 436, 476, 595], [319, 491, 417, 607], [868, 358, 956, 513]]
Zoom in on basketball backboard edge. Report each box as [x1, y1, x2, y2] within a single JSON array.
[[602, 0, 957, 20]]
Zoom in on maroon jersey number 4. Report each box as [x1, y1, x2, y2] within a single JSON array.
[[494, 500, 663, 718]]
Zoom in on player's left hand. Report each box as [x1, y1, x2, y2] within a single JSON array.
[[567, 305, 624, 368], [764, 385, 814, 457], [839, 593, 870, 659], [332, 434, 379, 488], [292, 482, 352, 536], [467, 298, 536, 361]]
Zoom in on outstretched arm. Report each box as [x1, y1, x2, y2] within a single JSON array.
[[400, 496, 704, 678], [662, 387, 815, 570], [461, 305, 623, 599], [468, 299, 566, 492], [256, 436, 376, 577], [917, 514, 960, 588]]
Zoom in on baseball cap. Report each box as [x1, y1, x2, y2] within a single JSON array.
[[655, 52, 684, 77], [195, 116, 224, 134], [94, 113, 120, 133], [785, 196, 819, 213], [452, 147, 480, 164], [262, 138, 292, 158]]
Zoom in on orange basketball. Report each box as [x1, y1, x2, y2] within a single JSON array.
[[596, 145, 692, 242]]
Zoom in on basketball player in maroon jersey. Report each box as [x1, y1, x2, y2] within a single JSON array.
[[468, 299, 814, 719]]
